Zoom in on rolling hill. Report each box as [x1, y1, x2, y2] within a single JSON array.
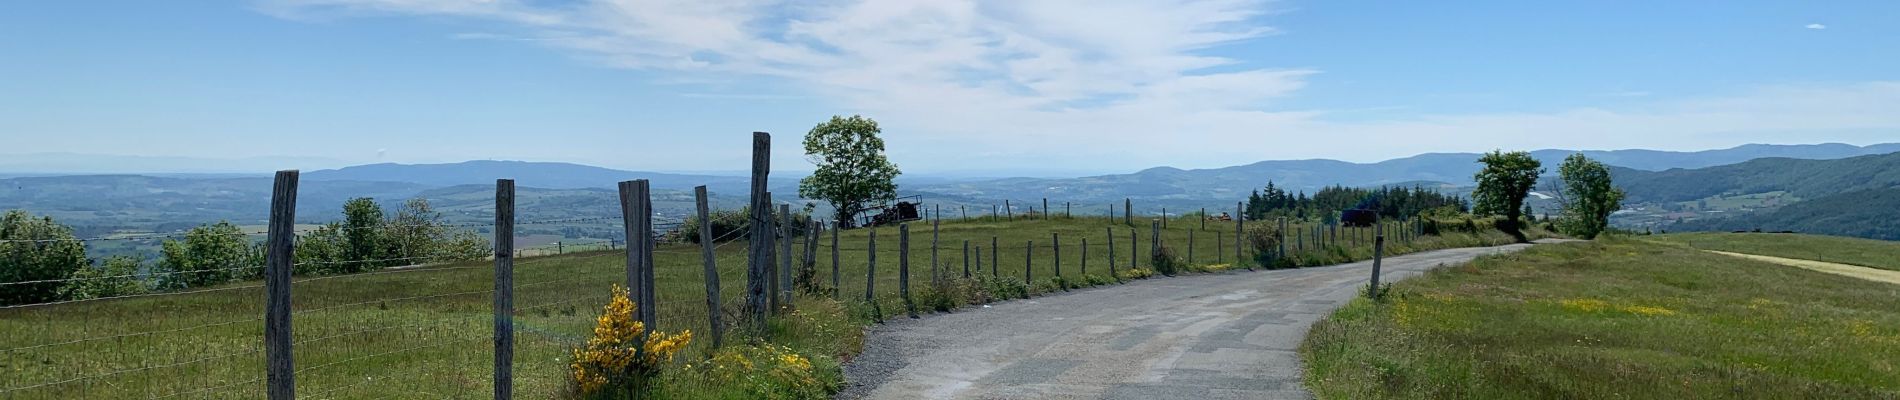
[[1612, 151, 1900, 204]]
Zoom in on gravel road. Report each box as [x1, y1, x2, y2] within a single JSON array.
[[838, 240, 1558, 399]]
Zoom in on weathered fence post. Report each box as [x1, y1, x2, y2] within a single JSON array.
[[1369, 225, 1386, 299], [1065, 202, 1071, 218], [831, 219, 840, 298], [900, 224, 916, 318], [695, 187, 723, 348], [1124, 198, 1133, 225], [1005, 200, 1014, 219], [1188, 229, 1194, 264], [962, 240, 971, 278], [265, 170, 298, 400], [556, 241, 563, 255], [1130, 228, 1138, 269], [1043, 198, 1049, 220], [1200, 207, 1206, 231], [1081, 237, 1089, 276], [992, 204, 999, 221], [1107, 227, 1117, 280], [931, 215, 941, 287], [779, 203, 793, 310], [492, 178, 514, 399], [619, 180, 656, 337], [1052, 233, 1063, 290], [1162, 208, 1167, 229], [1235, 202, 1245, 270], [745, 132, 770, 330], [806, 220, 819, 291], [866, 228, 879, 322]]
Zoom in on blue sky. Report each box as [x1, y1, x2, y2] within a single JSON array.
[[3, 0, 1897, 175]]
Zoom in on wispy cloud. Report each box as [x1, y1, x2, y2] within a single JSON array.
[[256, 1, 1900, 169], [1806, 23, 1827, 30]]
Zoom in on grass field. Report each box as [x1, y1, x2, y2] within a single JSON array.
[[1, 215, 1532, 398], [1301, 234, 1900, 399], [1646, 231, 1900, 271]]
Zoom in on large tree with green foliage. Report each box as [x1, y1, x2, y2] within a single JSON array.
[[798, 115, 901, 227], [1553, 153, 1625, 239], [0, 210, 87, 305], [154, 221, 257, 290], [1472, 150, 1544, 240], [341, 197, 387, 271]]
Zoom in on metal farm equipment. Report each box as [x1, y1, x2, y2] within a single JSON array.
[[848, 195, 924, 228]]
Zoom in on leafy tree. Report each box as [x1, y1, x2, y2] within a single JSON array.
[[1555, 153, 1626, 239], [341, 198, 386, 271], [0, 210, 87, 305], [1473, 150, 1544, 241], [61, 256, 147, 300], [154, 221, 256, 290], [798, 115, 901, 227]]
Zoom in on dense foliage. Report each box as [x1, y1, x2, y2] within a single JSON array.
[[0, 210, 88, 305], [296, 197, 488, 274], [1552, 154, 1625, 239], [798, 115, 901, 228], [1244, 182, 1467, 222], [152, 221, 259, 290], [1473, 150, 1544, 239]]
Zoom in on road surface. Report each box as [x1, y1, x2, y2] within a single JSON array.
[[839, 240, 1558, 399]]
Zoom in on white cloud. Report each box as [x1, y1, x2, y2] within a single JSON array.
[[256, 1, 1900, 171], [1806, 23, 1827, 30]]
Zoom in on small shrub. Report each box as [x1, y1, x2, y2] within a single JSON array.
[[1117, 267, 1155, 280], [1245, 225, 1283, 269], [979, 275, 1029, 300], [569, 285, 694, 398], [664, 343, 835, 398], [1151, 245, 1182, 276]]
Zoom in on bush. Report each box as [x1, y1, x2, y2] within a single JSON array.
[[0, 210, 87, 306], [1152, 245, 1182, 276], [977, 275, 1029, 301], [154, 221, 257, 290], [570, 285, 693, 398], [60, 256, 147, 300], [1245, 225, 1283, 269], [665, 343, 833, 398], [1117, 267, 1155, 280]]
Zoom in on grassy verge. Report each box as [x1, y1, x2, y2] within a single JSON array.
[[1646, 232, 1900, 271], [1301, 235, 1900, 399], [1, 215, 1536, 398]]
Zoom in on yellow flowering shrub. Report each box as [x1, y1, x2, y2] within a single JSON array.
[[1117, 267, 1155, 280], [570, 285, 694, 396]]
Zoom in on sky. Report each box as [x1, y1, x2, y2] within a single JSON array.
[[2, 0, 1898, 176]]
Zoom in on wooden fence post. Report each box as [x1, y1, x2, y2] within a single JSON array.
[[491, 178, 515, 399], [866, 229, 877, 302], [1052, 233, 1062, 290], [745, 132, 770, 330], [265, 170, 298, 400], [619, 180, 656, 338], [991, 236, 999, 278], [831, 219, 840, 299], [1188, 229, 1194, 264], [1124, 198, 1133, 225], [962, 240, 971, 278], [780, 204, 793, 310], [639, 181, 656, 331], [900, 224, 916, 318], [1201, 207, 1206, 231], [1369, 225, 1386, 299], [1005, 200, 1013, 219], [1043, 198, 1049, 220], [764, 192, 777, 312], [931, 215, 941, 287], [1234, 202, 1245, 270], [1081, 237, 1089, 276], [1107, 227, 1117, 280], [694, 186, 723, 348], [1162, 208, 1167, 229], [1065, 202, 1071, 218]]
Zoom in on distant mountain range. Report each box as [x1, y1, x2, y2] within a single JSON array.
[[910, 143, 1900, 206], [4, 142, 1896, 240]]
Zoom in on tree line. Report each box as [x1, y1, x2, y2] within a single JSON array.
[[0, 197, 488, 306], [1244, 182, 1470, 222]]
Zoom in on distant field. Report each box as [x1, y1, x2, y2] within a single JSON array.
[[1646, 232, 1900, 271], [0, 215, 1538, 398], [1302, 236, 1900, 398]]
